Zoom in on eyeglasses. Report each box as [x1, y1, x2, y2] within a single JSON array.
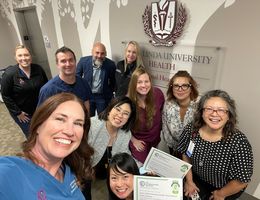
[[203, 107, 229, 116], [113, 106, 130, 118], [172, 84, 191, 91]]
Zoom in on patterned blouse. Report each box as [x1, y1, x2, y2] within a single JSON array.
[[162, 100, 196, 149], [178, 123, 253, 188]]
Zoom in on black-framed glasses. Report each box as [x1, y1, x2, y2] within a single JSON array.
[[203, 107, 229, 116], [172, 84, 191, 91]]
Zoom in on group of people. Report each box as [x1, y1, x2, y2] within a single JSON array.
[[0, 41, 254, 200]]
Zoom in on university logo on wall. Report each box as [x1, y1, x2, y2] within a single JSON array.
[[142, 0, 187, 47]]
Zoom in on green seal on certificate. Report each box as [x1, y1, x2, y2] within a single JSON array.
[[171, 181, 180, 194], [180, 164, 189, 173]]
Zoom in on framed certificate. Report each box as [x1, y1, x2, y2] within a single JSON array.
[[143, 147, 192, 178], [134, 175, 183, 200]]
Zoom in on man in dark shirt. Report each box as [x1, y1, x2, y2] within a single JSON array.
[[38, 46, 91, 113]]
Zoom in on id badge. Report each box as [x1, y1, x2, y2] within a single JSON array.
[[186, 140, 195, 157]]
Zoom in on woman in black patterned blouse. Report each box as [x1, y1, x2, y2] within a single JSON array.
[[178, 90, 253, 200]]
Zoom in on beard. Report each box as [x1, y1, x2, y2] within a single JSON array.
[[93, 58, 104, 67]]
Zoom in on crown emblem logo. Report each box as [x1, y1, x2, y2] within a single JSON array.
[[143, 0, 187, 47]]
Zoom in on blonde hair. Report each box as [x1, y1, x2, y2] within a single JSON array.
[[128, 67, 155, 129], [124, 41, 143, 72], [14, 44, 31, 55]]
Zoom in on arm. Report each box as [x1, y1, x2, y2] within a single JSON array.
[[37, 87, 48, 106], [210, 180, 248, 200], [177, 124, 200, 197], [182, 154, 200, 197], [114, 61, 121, 93], [76, 58, 84, 77], [84, 100, 90, 117], [1, 69, 22, 115], [41, 66, 49, 83], [37, 82, 56, 106], [131, 135, 146, 152], [17, 112, 30, 123], [162, 103, 171, 143], [109, 61, 116, 92]]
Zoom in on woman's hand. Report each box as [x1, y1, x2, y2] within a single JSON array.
[[17, 112, 30, 123], [131, 136, 146, 152], [184, 179, 200, 198]]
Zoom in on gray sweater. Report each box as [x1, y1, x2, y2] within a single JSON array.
[[88, 117, 131, 167]]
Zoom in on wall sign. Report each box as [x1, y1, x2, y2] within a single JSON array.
[[140, 43, 224, 95], [142, 0, 187, 47]]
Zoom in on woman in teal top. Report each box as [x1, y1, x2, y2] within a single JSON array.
[[0, 93, 93, 199]]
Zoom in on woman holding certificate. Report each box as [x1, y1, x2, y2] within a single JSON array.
[[178, 90, 253, 200], [162, 70, 199, 157], [127, 67, 165, 165]]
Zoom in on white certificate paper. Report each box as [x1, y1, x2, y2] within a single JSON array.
[[143, 147, 192, 178], [134, 176, 183, 200]]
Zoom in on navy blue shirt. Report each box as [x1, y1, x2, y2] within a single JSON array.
[[38, 75, 91, 106]]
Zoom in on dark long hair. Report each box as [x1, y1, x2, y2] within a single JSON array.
[[193, 90, 237, 140], [166, 70, 199, 101], [99, 96, 136, 132], [128, 67, 155, 129]]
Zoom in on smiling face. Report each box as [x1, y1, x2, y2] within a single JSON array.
[[109, 167, 134, 199], [136, 73, 151, 96], [125, 43, 137, 64], [56, 51, 76, 76], [107, 103, 131, 129], [202, 97, 229, 133], [33, 100, 85, 162], [172, 77, 191, 103], [15, 48, 32, 68]]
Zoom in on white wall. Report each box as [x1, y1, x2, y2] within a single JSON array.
[[0, 15, 19, 69], [196, 0, 260, 195]]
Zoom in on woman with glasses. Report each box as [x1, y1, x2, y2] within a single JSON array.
[[82, 96, 136, 199], [128, 67, 165, 166], [178, 90, 253, 200], [89, 96, 136, 176], [162, 70, 199, 157]]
